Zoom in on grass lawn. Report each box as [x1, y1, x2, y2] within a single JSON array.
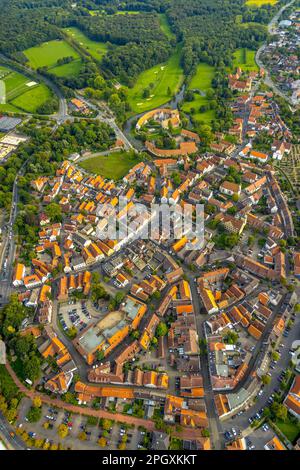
[[182, 63, 215, 125], [50, 59, 83, 78], [275, 418, 300, 444], [246, 0, 277, 6], [233, 48, 259, 72], [24, 39, 81, 76], [127, 47, 184, 114], [159, 14, 176, 40], [10, 83, 52, 113], [63, 27, 108, 61], [79, 151, 141, 180], [0, 65, 51, 113]]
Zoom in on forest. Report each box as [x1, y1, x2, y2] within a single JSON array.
[[0, 0, 283, 81]]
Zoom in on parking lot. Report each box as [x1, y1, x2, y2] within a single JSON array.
[[16, 398, 148, 450], [246, 425, 276, 450], [58, 301, 92, 333]]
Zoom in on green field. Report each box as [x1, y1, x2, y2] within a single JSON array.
[[182, 63, 215, 125], [127, 47, 184, 113], [0, 65, 52, 113], [11, 84, 51, 113], [63, 27, 108, 61], [116, 10, 141, 15], [24, 40, 82, 77], [79, 151, 141, 180], [159, 14, 176, 40], [246, 0, 277, 6], [233, 48, 259, 72]]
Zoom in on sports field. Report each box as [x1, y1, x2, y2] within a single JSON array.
[[0, 65, 52, 113], [127, 47, 184, 113], [246, 0, 277, 6], [182, 63, 215, 125], [79, 151, 141, 180], [24, 40, 82, 77], [233, 48, 259, 72], [63, 27, 108, 61]]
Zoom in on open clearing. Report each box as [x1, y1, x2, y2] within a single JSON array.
[[79, 151, 141, 180], [127, 47, 184, 114], [182, 63, 215, 125], [63, 27, 108, 61], [0, 65, 52, 113], [246, 0, 278, 6], [24, 40, 82, 77], [159, 14, 176, 40], [233, 48, 259, 72]]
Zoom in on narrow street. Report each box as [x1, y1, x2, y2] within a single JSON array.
[[255, 0, 297, 108], [188, 274, 224, 450]]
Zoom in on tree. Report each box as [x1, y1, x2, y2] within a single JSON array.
[[27, 406, 42, 423], [271, 402, 287, 422], [78, 431, 87, 441], [45, 203, 62, 223], [33, 396, 42, 408], [156, 322, 168, 337], [67, 326, 77, 340], [294, 304, 300, 314], [118, 442, 126, 450], [98, 437, 107, 447], [5, 407, 17, 422], [223, 330, 239, 345], [96, 350, 105, 361], [101, 418, 112, 431], [272, 351, 280, 362], [57, 424, 69, 439], [263, 407, 271, 418], [261, 375, 271, 385], [23, 356, 41, 382]]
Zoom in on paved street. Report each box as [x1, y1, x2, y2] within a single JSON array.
[[222, 301, 300, 434]]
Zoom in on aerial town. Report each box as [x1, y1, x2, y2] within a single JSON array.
[[0, 0, 299, 456]]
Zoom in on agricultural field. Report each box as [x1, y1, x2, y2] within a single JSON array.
[[127, 47, 184, 114], [0, 65, 52, 113], [182, 63, 215, 125], [233, 48, 259, 72], [23, 40, 82, 77], [79, 151, 141, 180], [246, 0, 278, 6], [276, 145, 300, 195], [63, 27, 108, 61]]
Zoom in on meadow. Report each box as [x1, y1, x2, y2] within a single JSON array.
[[233, 48, 259, 72], [182, 63, 215, 125], [246, 0, 278, 6], [79, 151, 141, 180], [159, 14, 176, 40], [63, 27, 108, 61], [0, 65, 52, 113], [23, 40, 82, 77], [127, 47, 184, 114]]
